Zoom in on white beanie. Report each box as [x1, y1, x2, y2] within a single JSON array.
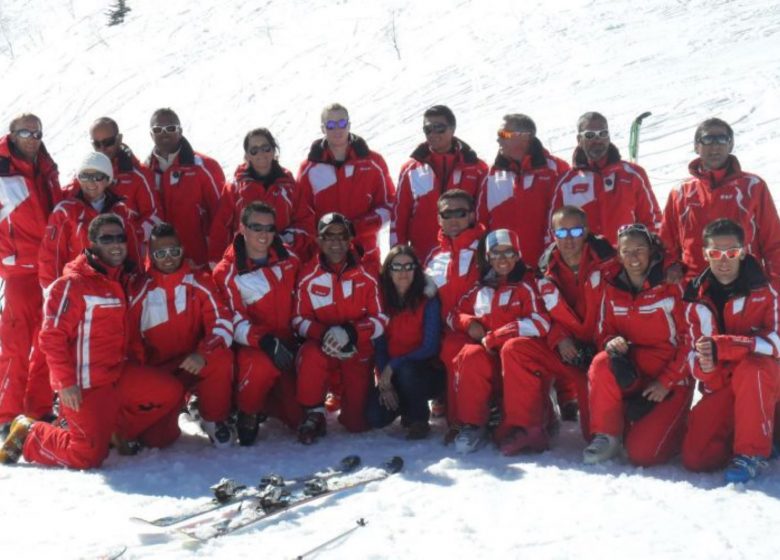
[[78, 152, 114, 181]]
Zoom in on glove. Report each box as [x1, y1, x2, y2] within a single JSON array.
[[569, 343, 597, 370], [609, 352, 639, 390], [322, 326, 358, 360], [260, 335, 296, 373]]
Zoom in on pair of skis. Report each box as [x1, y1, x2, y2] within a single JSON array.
[[132, 454, 403, 542]]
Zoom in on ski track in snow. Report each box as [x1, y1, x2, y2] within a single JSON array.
[[1, 0, 780, 558]]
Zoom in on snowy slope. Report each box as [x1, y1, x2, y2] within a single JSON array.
[[1, 0, 780, 558]]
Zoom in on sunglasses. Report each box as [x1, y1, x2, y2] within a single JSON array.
[[324, 119, 349, 130], [247, 145, 274, 156], [152, 247, 183, 260], [389, 262, 416, 272], [439, 208, 469, 220], [13, 129, 43, 140], [423, 123, 449, 135], [618, 223, 651, 237], [488, 249, 518, 260], [92, 136, 118, 149], [497, 129, 531, 140], [320, 232, 350, 242], [554, 226, 586, 239], [78, 172, 111, 183], [579, 129, 609, 140], [245, 222, 276, 233], [96, 233, 127, 245], [696, 134, 731, 146], [705, 247, 744, 260], [150, 124, 181, 135]]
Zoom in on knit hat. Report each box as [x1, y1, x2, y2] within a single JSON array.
[[78, 152, 114, 181], [485, 228, 521, 257]]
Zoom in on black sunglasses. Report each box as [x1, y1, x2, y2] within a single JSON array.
[[96, 233, 127, 245], [696, 134, 731, 146], [247, 145, 274, 156], [92, 136, 118, 149], [423, 123, 449, 135], [245, 223, 276, 233], [78, 172, 111, 183], [439, 208, 469, 220], [389, 262, 416, 272]]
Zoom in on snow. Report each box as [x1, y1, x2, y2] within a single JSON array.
[[1, 0, 780, 558]]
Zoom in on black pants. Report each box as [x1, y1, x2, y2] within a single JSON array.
[[365, 360, 445, 428]]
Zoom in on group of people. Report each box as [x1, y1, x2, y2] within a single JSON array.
[[0, 103, 778, 485]]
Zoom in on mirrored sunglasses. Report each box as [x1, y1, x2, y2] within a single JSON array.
[[554, 226, 586, 239], [696, 134, 731, 146], [150, 124, 181, 135], [439, 208, 469, 220], [423, 123, 449, 135], [14, 129, 43, 140], [78, 172, 110, 183], [497, 129, 531, 140], [488, 249, 518, 260], [705, 247, 743, 260], [579, 129, 609, 140], [245, 223, 276, 233], [389, 262, 416, 272], [92, 136, 118, 149], [325, 119, 349, 130], [151, 247, 183, 260], [96, 233, 127, 245], [247, 145, 274, 156]]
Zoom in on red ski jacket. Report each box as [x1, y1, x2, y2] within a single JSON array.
[[38, 189, 142, 289], [39, 252, 130, 391], [477, 141, 569, 268], [208, 161, 314, 264], [0, 135, 62, 278], [391, 138, 487, 259], [297, 135, 395, 258], [449, 263, 551, 350], [213, 235, 300, 347], [549, 144, 661, 245], [127, 261, 233, 365], [660, 155, 780, 285], [682, 256, 780, 392], [145, 138, 225, 267]]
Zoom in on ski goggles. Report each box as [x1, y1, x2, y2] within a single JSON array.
[[388, 262, 417, 272], [324, 119, 349, 130], [245, 223, 276, 233], [705, 247, 744, 260], [438, 208, 469, 220], [150, 124, 181, 135], [92, 136, 118, 149], [497, 129, 531, 140], [13, 128, 43, 140], [247, 145, 274, 155], [151, 247, 183, 260], [579, 129, 609, 140], [554, 226, 586, 239], [696, 134, 731, 146], [78, 172, 111, 183], [95, 233, 127, 245], [423, 122, 449, 135]]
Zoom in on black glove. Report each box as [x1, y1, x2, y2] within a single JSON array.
[[623, 393, 656, 422], [570, 342, 597, 370], [609, 352, 639, 390], [259, 335, 295, 373]]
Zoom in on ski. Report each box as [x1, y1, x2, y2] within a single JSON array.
[[177, 456, 403, 542], [131, 454, 360, 527], [628, 111, 652, 162]]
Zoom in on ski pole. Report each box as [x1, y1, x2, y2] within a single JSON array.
[[294, 518, 368, 559], [628, 111, 652, 163]]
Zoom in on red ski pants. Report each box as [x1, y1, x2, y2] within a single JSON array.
[[502, 337, 590, 440], [440, 331, 471, 424], [296, 340, 372, 432], [23, 382, 119, 469], [236, 346, 301, 429], [588, 348, 692, 466], [161, 348, 233, 422], [683, 355, 780, 471], [453, 341, 500, 426]]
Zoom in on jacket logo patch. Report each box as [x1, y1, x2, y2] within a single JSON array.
[[312, 284, 331, 297]]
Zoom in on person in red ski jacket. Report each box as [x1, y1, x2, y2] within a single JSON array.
[[391, 105, 487, 260], [1, 215, 179, 468], [297, 103, 395, 275], [583, 224, 692, 466], [681, 219, 780, 483], [62, 117, 162, 242], [145, 108, 225, 267], [292, 213, 388, 443], [124, 222, 233, 448], [208, 127, 315, 265], [213, 201, 303, 446], [660, 118, 780, 287], [425, 189, 485, 431], [448, 229, 552, 454], [39, 152, 143, 290], [477, 113, 569, 268], [0, 113, 62, 430], [548, 112, 661, 246]]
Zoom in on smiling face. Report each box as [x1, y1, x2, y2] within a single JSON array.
[[487, 243, 519, 278], [244, 132, 275, 177], [618, 234, 651, 284], [423, 114, 455, 154], [318, 223, 351, 265], [150, 112, 182, 156], [704, 234, 744, 285], [10, 116, 43, 162], [79, 168, 111, 202], [91, 222, 127, 268], [240, 210, 276, 259], [150, 234, 184, 274]]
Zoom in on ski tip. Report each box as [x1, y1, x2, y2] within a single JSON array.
[[341, 454, 361, 472], [634, 111, 652, 123], [384, 456, 404, 474]]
